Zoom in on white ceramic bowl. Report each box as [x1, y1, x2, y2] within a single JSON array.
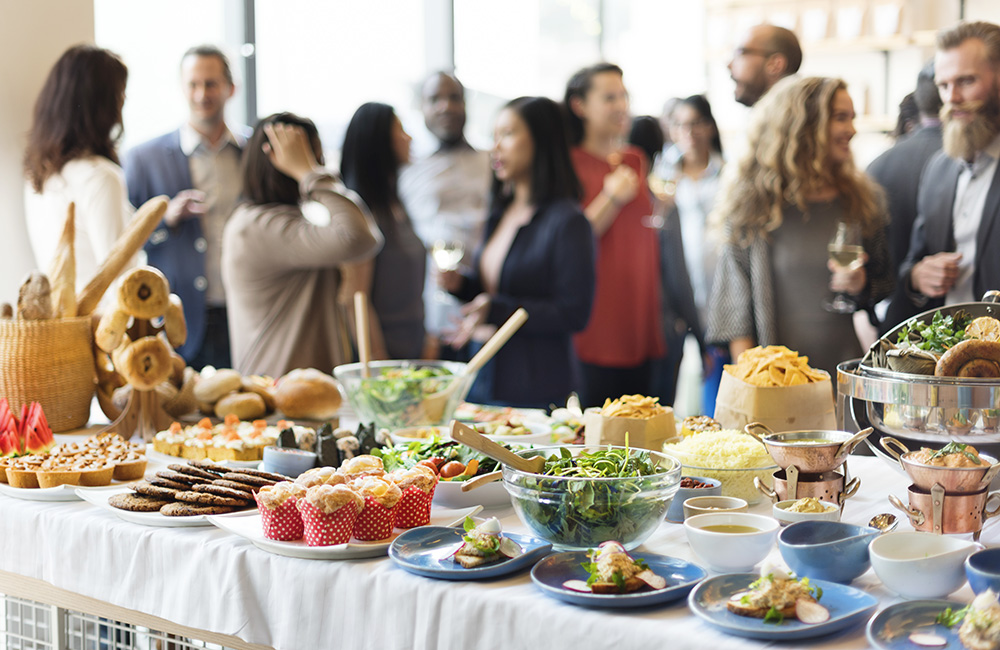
[[772, 499, 842, 526], [432, 477, 510, 509], [870, 531, 981, 599], [682, 495, 748, 519], [683, 512, 780, 573]]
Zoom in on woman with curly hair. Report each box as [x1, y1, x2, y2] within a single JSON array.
[[706, 76, 893, 376]]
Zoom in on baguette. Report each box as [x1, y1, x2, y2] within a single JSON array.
[[76, 196, 168, 316], [48, 202, 77, 318]]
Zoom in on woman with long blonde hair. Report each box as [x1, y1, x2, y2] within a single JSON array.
[[706, 76, 893, 376]]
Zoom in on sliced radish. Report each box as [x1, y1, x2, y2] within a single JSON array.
[[499, 537, 523, 558], [908, 632, 948, 647], [636, 569, 667, 590], [795, 598, 830, 624], [563, 580, 592, 592]]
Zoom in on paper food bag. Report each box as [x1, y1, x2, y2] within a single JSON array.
[[583, 407, 677, 451], [714, 371, 836, 433]]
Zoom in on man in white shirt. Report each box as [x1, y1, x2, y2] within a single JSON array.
[[399, 72, 491, 359], [887, 21, 1000, 326], [125, 45, 248, 369]]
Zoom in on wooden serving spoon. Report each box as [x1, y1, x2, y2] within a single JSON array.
[[450, 420, 545, 474]]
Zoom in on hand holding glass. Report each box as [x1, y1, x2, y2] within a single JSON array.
[[825, 222, 864, 314]]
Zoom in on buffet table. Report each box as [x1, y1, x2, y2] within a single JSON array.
[[0, 452, 993, 650]]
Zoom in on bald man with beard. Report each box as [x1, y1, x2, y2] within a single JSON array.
[[727, 24, 803, 107], [886, 21, 1000, 328]]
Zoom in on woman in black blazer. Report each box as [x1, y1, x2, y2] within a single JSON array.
[[441, 96, 596, 408]]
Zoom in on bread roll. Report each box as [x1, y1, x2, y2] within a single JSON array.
[[118, 267, 170, 320], [215, 392, 267, 420], [18, 272, 53, 320], [275, 368, 342, 420], [95, 309, 131, 353], [242, 375, 276, 412], [194, 368, 243, 403]]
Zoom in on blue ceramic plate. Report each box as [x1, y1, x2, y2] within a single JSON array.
[[530, 551, 707, 608], [688, 573, 878, 640], [388, 526, 552, 580], [867, 600, 965, 649]]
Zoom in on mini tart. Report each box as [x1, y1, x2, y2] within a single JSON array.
[[77, 464, 115, 487], [0, 458, 11, 484], [6, 466, 39, 489], [36, 468, 83, 489], [112, 456, 147, 482]]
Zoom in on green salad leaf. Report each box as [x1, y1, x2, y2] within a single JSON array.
[[353, 366, 454, 429], [371, 437, 512, 479]]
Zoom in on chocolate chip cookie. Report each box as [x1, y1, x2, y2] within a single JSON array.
[[192, 483, 255, 501], [229, 468, 290, 483], [168, 464, 222, 481], [189, 459, 228, 474], [174, 491, 249, 507], [132, 481, 181, 500], [220, 472, 277, 488], [109, 493, 172, 512], [212, 479, 256, 495], [155, 469, 210, 486], [160, 502, 236, 516], [147, 476, 188, 491]]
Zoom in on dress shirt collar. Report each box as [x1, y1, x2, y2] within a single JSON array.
[[179, 122, 245, 156]]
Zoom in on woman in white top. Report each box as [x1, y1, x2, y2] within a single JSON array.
[[23, 45, 133, 290]]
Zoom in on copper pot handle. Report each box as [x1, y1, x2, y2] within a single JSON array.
[[985, 493, 1000, 521], [889, 494, 924, 526], [837, 427, 873, 458], [980, 464, 1000, 491], [843, 477, 861, 500], [744, 422, 772, 445], [754, 476, 777, 503], [880, 436, 910, 463]]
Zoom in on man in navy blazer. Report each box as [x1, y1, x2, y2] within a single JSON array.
[[886, 22, 1000, 330], [125, 45, 248, 369]]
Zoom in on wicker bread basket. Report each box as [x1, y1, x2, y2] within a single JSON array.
[[0, 316, 95, 432]]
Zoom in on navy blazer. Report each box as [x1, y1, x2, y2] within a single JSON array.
[[454, 198, 596, 407], [884, 149, 1000, 329], [124, 130, 243, 360]]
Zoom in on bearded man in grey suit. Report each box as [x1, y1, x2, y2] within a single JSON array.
[[886, 21, 1000, 329]]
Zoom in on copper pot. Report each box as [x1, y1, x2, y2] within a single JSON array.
[[881, 437, 1000, 493], [889, 484, 1000, 536], [754, 466, 860, 504], [744, 422, 872, 473]]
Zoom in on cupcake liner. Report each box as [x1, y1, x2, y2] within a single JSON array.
[[255, 493, 305, 541], [393, 484, 437, 529], [296, 499, 358, 546], [352, 495, 396, 541]]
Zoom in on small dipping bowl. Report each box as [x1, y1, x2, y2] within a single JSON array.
[[870, 531, 980, 599], [966, 547, 1000, 595], [666, 477, 723, 522], [682, 495, 748, 520], [772, 499, 842, 526], [778, 521, 878, 584], [684, 512, 778, 573], [262, 446, 317, 478]]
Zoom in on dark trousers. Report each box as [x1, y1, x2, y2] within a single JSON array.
[[189, 306, 232, 371], [579, 361, 653, 409]]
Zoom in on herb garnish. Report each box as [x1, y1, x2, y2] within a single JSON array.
[[935, 605, 970, 628], [928, 442, 983, 465], [896, 310, 971, 353], [763, 607, 784, 625]]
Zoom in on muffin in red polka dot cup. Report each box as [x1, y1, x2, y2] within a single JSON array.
[[255, 482, 308, 541], [388, 465, 438, 529], [294, 466, 346, 489], [338, 455, 386, 482], [350, 476, 402, 541], [296, 484, 364, 546]]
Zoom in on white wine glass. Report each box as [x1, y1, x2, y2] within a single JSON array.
[[824, 221, 865, 314], [430, 239, 465, 300], [641, 171, 676, 230]]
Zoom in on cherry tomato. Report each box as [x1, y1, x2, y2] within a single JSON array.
[[416, 460, 439, 475], [428, 456, 446, 469], [439, 461, 466, 478]]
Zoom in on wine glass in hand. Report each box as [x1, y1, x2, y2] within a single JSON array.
[[431, 239, 465, 300], [824, 221, 865, 314]]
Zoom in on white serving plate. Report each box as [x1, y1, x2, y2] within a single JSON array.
[[207, 504, 483, 560], [145, 449, 262, 470], [75, 485, 256, 527], [0, 481, 131, 502]]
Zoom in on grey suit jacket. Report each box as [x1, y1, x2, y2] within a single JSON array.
[[884, 149, 1000, 329]]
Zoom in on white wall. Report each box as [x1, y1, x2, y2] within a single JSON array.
[[0, 0, 95, 308]]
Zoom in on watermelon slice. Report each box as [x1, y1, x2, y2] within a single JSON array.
[[21, 402, 53, 454], [0, 398, 19, 457]]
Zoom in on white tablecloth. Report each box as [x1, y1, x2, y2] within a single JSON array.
[[0, 454, 992, 650]]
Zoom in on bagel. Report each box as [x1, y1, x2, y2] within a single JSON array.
[[110, 335, 132, 375], [215, 392, 267, 420], [169, 352, 187, 387], [117, 267, 170, 320], [164, 293, 187, 348], [163, 367, 199, 418], [95, 308, 131, 353], [193, 368, 243, 403], [119, 335, 173, 390], [935, 339, 1000, 378]]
